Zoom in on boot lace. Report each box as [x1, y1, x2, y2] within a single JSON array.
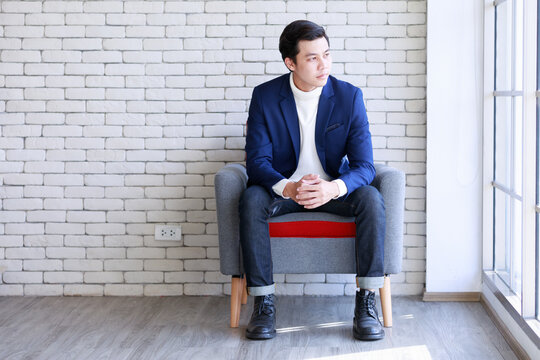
[[256, 295, 274, 316], [357, 292, 377, 319]]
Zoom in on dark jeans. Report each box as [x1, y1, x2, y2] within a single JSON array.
[[239, 185, 386, 296]]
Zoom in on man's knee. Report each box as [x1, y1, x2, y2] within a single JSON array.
[[349, 185, 385, 215], [240, 185, 272, 215]]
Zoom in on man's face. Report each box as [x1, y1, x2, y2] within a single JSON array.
[[285, 36, 332, 92]]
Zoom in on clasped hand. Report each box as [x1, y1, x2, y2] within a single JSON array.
[[283, 174, 340, 209]]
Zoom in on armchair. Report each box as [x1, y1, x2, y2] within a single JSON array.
[[215, 163, 405, 328]]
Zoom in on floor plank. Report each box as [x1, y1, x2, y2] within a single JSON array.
[[0, 295, 517, 360]]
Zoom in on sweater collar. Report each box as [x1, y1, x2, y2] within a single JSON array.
[[289, 72, 323, 101]]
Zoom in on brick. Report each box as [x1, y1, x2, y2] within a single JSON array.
[[246, 1, 285, 12], [327, 1, 366, 12], [27, 210, 66, 223], [286, 274, 325, 283], [44, 272, 83, 284], [144, 284, 183, 296], [166, 247, 205, 259], [105, 235, 144, 247], [388, 13, 426, 25], [345, 38, 385, 50], [4, 26, 44, 38], [165, 271, 203, 283], [207, 26, 245, 38], [308, 13, 347, 24], [165, 26, 205, 39], [86, 25, 125, 38], [66, 13, 105, 25], [386, 38, 425, 50], [367, 1, 407, 13], [83, 1, 123, 13], [43, 1, 83, 13], [6, 248, 45, 259], [103, 39, 142, 51], [0, 260, 22, 271], [104, 284, 143, 296], [99, 160, 141, 174], [125, 271, 163, 283], [227, 13, 266, 25], [5, 75, 44, 88], [5, 223, 44, 235], [345, 63, 385, 75], [64, 285, 104, 296], [126, 75, 166, 88], [2, 197, 42, 210], [123, 51, 162, 63], [3, 272, 42, 284], [165, 1, 204, 13], [186, 13, 226, 25], [23, 285, 63, 296], [349, 13, 387, 24], [407, 51, 426, 63], [223, 37, 262, 49], [104, 260, 143, 271], [85, 272, 123, 283], [23, 260, 62, 271], [64, 260, 103, 272], [304, 283, 344, 296], [0, 39, 22, 51], [184, 284, 222, 296], [124, 1, 164, 13], [3, 1, 42, 12], [206, 1, 246, 13]]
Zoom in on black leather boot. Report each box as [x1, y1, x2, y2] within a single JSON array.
[[246, 294, 276, 340], [353, 289, 385, 341]]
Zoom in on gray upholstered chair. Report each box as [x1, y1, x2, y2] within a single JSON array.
[[215, 163, 405, 328]]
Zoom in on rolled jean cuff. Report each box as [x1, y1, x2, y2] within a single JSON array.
[[248, 283, 275, 296], [356, 276, 385, 289]]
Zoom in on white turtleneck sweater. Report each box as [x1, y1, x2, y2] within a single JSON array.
[[272, 73, 347, 199]]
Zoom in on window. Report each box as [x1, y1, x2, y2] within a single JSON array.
[[483, 0, 539, 342]]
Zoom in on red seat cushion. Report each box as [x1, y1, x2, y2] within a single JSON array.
[[269, 220, 355, 238]]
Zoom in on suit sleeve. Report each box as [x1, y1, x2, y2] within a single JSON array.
[[337, 88, 376, 193], [245, 86, 287, 193]]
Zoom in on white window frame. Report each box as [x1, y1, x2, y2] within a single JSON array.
[[482, 0, 540, 349]]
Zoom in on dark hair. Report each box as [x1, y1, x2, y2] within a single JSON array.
[[279, 20, 329, 63]]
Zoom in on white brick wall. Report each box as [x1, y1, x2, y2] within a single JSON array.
[[0, 0, 426, 297]]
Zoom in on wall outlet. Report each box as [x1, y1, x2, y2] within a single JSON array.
[[155, 225, 182, 241]]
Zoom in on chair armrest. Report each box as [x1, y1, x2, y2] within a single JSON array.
[[215, 164, 248, 275], [372, 163, 405, 274]]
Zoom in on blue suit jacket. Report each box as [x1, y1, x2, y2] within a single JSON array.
[[245, 73, 375, 197]]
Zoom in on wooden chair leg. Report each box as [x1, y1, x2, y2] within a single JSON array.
[[241, 276, 248, 305], [230, 277, 243, 328], [379, 275, 392, 328]]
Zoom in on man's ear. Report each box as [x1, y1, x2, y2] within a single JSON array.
[[284, 57, 295, 72]]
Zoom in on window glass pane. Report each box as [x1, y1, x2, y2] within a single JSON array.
[[496, 0, 514, 91], [494, 189, 523, 297], [515, 0, 523, 91], [495, 97, 512, 186], [514, 96, 523, 196], [511, 197, 522, 296], [494, 190, 511, 285]]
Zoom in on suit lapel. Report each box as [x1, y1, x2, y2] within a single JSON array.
[[314, 78, 335, 168], [279, 76, 300, 163]]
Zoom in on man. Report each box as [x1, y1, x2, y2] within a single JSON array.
[[240, 20, 386, 341]]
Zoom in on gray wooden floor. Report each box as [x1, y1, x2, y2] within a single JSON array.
[[0, 295, 516, 360]]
